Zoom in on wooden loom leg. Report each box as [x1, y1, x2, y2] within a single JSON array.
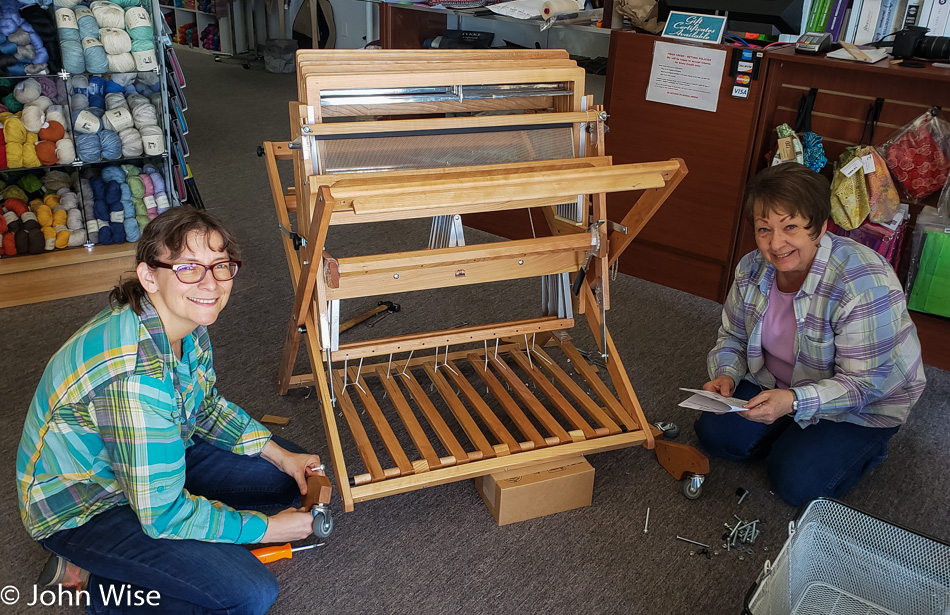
[[303, 316, 356, 512]]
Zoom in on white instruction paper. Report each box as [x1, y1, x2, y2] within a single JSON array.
[[678, 388, 748, 413], [645, 41, 726, 113]]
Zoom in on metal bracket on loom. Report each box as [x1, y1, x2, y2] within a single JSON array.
[[429, 214, 466, 249]]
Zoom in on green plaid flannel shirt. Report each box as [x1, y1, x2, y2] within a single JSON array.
[[17, 298, 271, 542]]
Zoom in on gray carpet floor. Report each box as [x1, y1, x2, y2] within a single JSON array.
[[1, 49, 948, 614]]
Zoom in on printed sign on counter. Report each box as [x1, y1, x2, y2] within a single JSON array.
[[645, 41, 726, 113]]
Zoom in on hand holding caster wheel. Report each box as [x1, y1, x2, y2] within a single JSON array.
[[303, 469, 335, 538]]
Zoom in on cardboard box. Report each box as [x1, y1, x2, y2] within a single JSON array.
[[475, 457, 594, 526]]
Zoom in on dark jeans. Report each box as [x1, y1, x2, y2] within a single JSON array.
[[40, 436, 304, 614], [694, 380, 899, 507]]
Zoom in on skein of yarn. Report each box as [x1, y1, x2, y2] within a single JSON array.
[[81, 37, 109, 73], [139, 124, 163, 155]]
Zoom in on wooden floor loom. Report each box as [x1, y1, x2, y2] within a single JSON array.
[[261, 50, 709, 522]]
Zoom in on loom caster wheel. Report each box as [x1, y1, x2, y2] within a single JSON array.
[[311, 505, 333, 538], [243, 62, 251, 69], [654, 421, 680, 439], [256, 145, 265, 157], [682, 474, 705, 500]]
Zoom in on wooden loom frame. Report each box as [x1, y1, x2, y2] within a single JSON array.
[[263, 50, 709, 513]]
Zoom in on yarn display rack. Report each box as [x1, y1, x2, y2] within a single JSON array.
[[0, 0, 192, 308], [0, 162, 171, 256]]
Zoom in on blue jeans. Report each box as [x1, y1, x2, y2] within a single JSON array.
[[694, 381, 899, 507], [40, 436, 303, 614]]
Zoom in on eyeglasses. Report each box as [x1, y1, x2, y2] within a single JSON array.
[[151, 260, 242, 284]]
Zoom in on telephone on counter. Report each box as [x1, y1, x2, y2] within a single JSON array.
[[795, 32, 834, 55]]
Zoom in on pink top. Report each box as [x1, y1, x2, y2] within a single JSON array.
[[762, 279, 797, 389]]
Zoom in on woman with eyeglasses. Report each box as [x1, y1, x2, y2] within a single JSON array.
[[16, 207, 322, 614]]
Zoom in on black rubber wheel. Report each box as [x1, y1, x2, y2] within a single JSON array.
[[243, 63, 251, 69], [313, 510, 333, 538], [682, 479, 703, 500], [256, 145, 265, 157], [654, 421, 680, 439]]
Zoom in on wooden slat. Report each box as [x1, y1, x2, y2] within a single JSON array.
[[347, 367, 414, 477], [334, 167, 667, 215], [327, 236, 588, 301], [442, 359, 523, 455], [331, 317, 573, 361], [507, 348, 600, 439], [559, 342, 638, 431], [372, 365, 445, 471], [398, 368, 471, 464], [466, 353, 548, 449], [300, 111, 603, 137], [349, 432, 647, 504], [531, 347, 622, 435], [422, 363, 496, 460], [488, 354, 571, 445], [331, 371, 386, 482]]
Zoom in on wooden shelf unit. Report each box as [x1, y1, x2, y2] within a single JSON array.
[[0, 244, 136, 308]]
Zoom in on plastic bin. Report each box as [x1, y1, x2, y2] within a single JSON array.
[[744, 499, 950, 615], [263, 38, 298, 74]]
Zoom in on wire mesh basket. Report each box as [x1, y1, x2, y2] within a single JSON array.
[[744, 499, 950, 615]]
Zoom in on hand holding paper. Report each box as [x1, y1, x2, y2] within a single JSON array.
[[678, 388, 749, 413]]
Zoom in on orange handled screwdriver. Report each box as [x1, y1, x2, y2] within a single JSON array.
[[252, 543, 316, 564]]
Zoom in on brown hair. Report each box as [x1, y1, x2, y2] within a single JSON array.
[[743, 163, 831, 239], [110, 207, 242, 313]]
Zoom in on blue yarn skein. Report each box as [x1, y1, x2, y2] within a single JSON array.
[[60, 40, 84, 72], [76, 11, 99, 39], [107, 221, 123, 243], [76, 133, 102, 162], [101, 166, 125, 183], [82, 38, 109, 73], [100, 130, 122, 160], [0, 39, 15, 54], [121, 184, 134, 217], [124, 217, 139, 241]]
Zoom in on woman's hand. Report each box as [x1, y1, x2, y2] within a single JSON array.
[[261, 440, 323, 496], [261, 507, 314, 543], [739, 389, 795, 424], [703, 375, 736, 397]]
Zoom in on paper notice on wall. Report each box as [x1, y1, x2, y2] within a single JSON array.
[[645, 41, 726, 113]]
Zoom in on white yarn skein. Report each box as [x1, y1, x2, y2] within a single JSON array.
[[107, 52, 136, 73], [131, 102, 157, 128], [132, 49, 157, 71], [66, 209, 83, 229], [68, 229, 86, 247], [13, 79, 42, 104], [54, 0, 82, 8], [90, 1, 125, 28], [104, 92, 129, 110], [102, 107, 134, 132], [47, 105, 68, 127], [119, 127, 144, 157], [111, 73, 136, 87], [56, 138, 77, 164], [32, 95, 53, 113], [60, 192, 80, 210], [70, 93, 89, 110], [73, 110, 101, 134], [140, 125, 165, 155], [21, 106, 46, 133], [99, 28, 132, 54]]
